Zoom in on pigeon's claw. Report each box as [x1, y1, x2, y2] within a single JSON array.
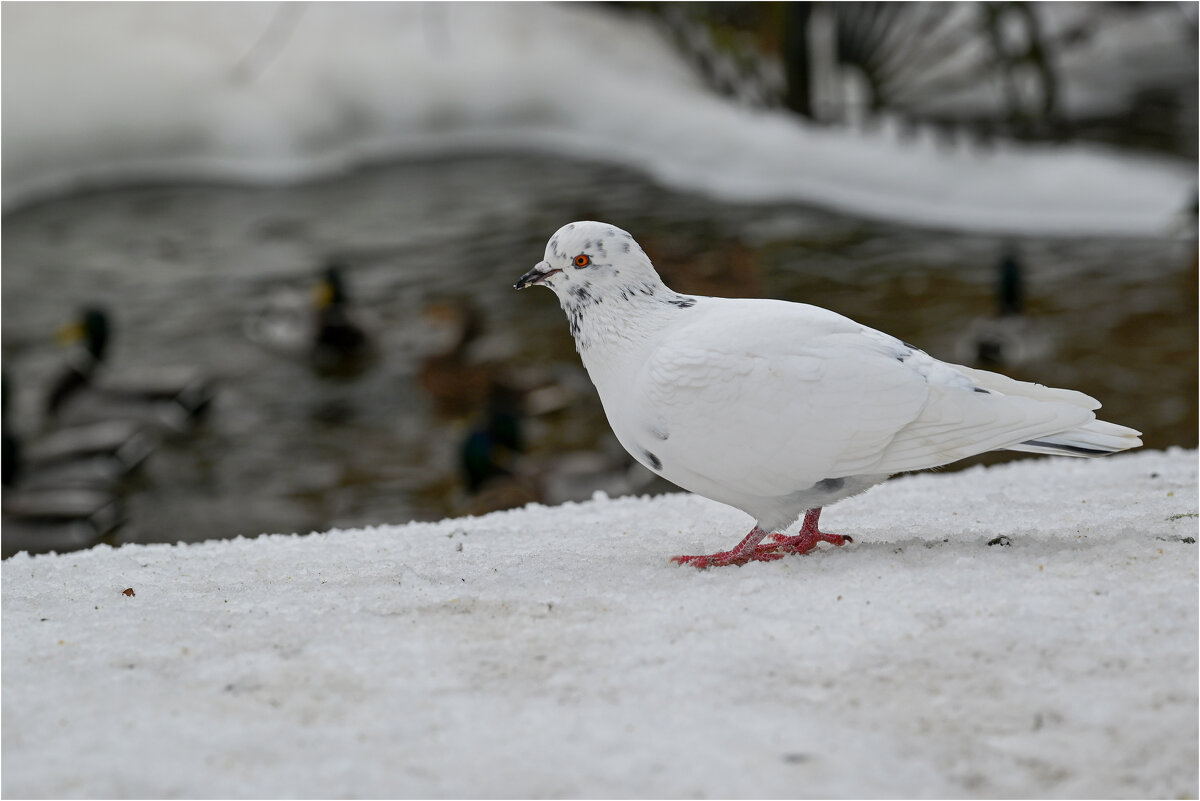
[[767, 508, 851, 554], [770, 531, 851, 554], [767, 532, 851, 545], [671, 525, 775, 569], [671, 547, 785, 569]]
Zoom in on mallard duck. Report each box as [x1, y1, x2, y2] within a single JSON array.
[[418, 297, 496, 418], [17, 419, 156, 490], [311, 263, 375, 376], [460, 383, 527, 494], [4, 373, 130, 554], [9, 370, 154, 489], [46, 307, 214, 432], [244, 262, 376, 378], [45, 306, 108, 416], [1, 487, 124, 558], [457, 383, 657, 516], [956, 247, 1052, 368], [419, 296, 577, 420]]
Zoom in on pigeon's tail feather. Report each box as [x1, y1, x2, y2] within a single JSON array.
[[950, 362, 1101, 410], [1008, 418, 1142, 457]]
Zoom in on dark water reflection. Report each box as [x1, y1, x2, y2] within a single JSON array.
[[2, 153, 1195, 550]]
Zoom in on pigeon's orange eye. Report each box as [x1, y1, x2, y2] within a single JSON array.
[[573, 254, 591, 268]]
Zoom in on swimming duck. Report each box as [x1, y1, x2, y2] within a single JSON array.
[[459, 404, 541, 515], [244, 262, 376, 377], [3, 373, 135, 556], [2, 487, 125, 558], [418, 297, 496, 418], [955, 247, 1052, 368], [311, 263, 375, 376], [11, 371, 153, 490], [418, 296, 577, 420], [45, 306, 215, 432], [15, 419, 156, 490], [45, 306, 108, 416], [457, 382, 657, 516]]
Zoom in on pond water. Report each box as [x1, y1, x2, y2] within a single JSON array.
[[2, 152, 1195, 552]]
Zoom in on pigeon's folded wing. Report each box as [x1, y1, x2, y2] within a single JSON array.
[[633, 300, 924, 496], [634, 299, 1095, 496]]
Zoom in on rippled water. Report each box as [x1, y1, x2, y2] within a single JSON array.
[[2, 153, 1195, 551]]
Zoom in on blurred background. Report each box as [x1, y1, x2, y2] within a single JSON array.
[[2, 1, 1196, 557]]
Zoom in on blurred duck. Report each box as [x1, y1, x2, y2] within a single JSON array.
[[45, 306, 108, 416], [244, 262, 376, 378], [46, 306, 215, 432], [13, 419, 156, 490], [419, 296, 576, 420], [419, 298, 495, 418], [2, 487, 125, 558], [459, 385, 539, 514], [955, 247, 1052, 368], [457, 383, 657, 516], [3, 374, 137, 557], [311, 264, 375, 376]]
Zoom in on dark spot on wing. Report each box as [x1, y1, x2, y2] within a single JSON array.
[[643, 450, 662, 471], [622, 241, 631, 253], [974, 387, 991, 394], [650, 425, 669, 441], [667, 296, 696, 309], [815, 477, 844, 492]]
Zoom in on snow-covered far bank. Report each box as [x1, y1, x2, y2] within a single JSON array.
[[2, 3, 1194, 236], [2, 448, 1197, 798]]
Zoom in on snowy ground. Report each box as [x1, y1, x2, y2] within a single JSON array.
[[2, 3, 1194, 235], [3, 448, 1196, 798]]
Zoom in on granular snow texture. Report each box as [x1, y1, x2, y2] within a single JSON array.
[[3, 448, 1197, 798]]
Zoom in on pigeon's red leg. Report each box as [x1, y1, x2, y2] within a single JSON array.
[[671, 526, 785, 568], [768, 508, 853, 553]]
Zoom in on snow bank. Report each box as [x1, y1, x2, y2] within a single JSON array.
[[3, 448, 1196, 798], [2, 3, 1193, 235]]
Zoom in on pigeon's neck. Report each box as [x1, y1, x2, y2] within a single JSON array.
[[559, 278, 697, 364]]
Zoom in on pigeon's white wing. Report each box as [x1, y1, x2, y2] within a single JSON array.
[[633, 298, 1095, 496], [633, 299, 923, 496]]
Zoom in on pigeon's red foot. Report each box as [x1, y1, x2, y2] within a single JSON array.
[[672, 510, 853, 568], [767, 508, 851, 554], [671, 545, 787, 568], [768, 531, 852, 553], [671, 526, 780, 569]]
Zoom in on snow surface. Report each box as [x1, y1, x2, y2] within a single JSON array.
[[2, 3, 1193, 235], [3, 448, 1197, 798]]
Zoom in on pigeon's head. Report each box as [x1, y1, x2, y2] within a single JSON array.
[[514, 221, 662, 299]]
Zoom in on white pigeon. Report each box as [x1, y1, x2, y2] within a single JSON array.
[[515, 221, 1142, 568]]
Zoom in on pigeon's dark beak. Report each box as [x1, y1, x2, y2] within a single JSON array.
[[514, 261, 561, 290]]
